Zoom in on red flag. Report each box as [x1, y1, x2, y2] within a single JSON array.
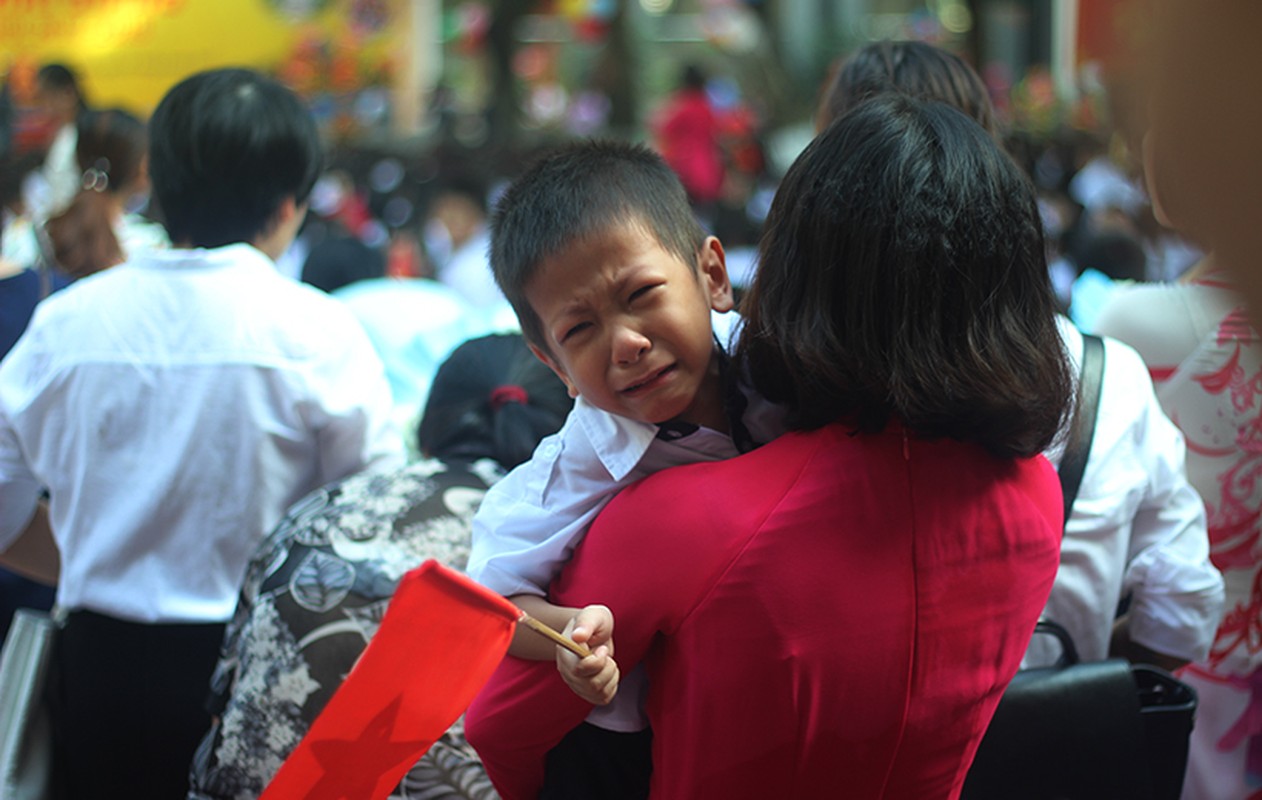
[[260, 559, 518, 799]]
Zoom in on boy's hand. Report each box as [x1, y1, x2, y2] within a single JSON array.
[[557, 605, 619, 705]]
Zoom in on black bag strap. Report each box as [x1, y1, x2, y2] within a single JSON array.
[[1058, 333, 1105, 527], [1031, 619, 1080, 667]]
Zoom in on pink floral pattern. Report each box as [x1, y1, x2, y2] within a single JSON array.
[[1162, 307, 1262, 673], [1157, 302, 1262, 792]]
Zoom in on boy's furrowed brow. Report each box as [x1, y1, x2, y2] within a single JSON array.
[[540, 298, 588, 335], [552, 296, 590, 318]]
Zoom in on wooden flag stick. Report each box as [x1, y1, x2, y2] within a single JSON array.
[[517, 612, 592, 659]]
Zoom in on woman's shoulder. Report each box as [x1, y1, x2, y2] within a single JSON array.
[[612, 427, 838, 523], [1096, 280, 1190, 318], [1094, 281, 1238, 365], [1098, 280, 1237, 328]]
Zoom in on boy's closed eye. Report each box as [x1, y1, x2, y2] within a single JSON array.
[[560, 321, 592, 343], [555, 282, 664, 344], [628, 282, 665, 305]]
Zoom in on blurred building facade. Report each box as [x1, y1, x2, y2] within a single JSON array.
[[1, 1, 1127, 154]]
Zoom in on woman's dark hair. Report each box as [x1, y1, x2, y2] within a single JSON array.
[[417, 333, 573, 469], [44, 109, 146, 278], [817, 41, 999, 138], [738, 94, 1071, 458], [300, 231, 386, 293], [490, 139, 706, 353], [148, 68, 322, 248], [36, 63, 87, 112]]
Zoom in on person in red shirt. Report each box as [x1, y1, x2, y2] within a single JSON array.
[[653, 64, 724, 212], [466, 93, 1072, 799]]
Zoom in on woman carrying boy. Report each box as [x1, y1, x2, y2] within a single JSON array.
[[467, 94, 1072, 799]]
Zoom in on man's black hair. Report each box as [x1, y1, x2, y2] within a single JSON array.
[[148, 68, 322, 248]]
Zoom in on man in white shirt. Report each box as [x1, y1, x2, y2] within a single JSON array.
[[0, 68, 402, 799], [1027, 318, 1224, 669]]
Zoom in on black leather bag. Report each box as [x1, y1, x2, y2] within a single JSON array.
[[961, 619, 1197, 800]]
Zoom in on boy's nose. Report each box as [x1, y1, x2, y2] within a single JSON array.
[[612, 326, 651, 365]]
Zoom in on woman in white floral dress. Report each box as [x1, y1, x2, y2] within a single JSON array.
[[187, 333, 572, 800], [1097, 262, 1262, 800]]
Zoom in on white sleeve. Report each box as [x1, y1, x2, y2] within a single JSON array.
[[1117, 349, 1225, 663], [467, 415, 627, 598], [0, 427, 41, 550], [304, 308, 405, 484], [0, 350, 46, 550]]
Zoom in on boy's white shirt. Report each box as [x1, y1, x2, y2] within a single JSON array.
[[469, 394, 743, 596], [468, 347, 785, 731]]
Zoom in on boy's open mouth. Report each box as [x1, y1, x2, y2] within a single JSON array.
[[621, 364, 676, 394]]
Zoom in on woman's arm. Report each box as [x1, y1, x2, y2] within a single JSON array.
[[466, 472, 713, 800], [0, 502, 59, 586], [466, 448, 776, 799], [1109, 617, 1190, 672]]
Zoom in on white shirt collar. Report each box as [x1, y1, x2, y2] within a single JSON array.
[[136, 242, 275, 272], [571, 395, 660, 481]]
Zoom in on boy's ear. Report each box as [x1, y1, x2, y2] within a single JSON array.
[[698, 235, 734, 313], [528, 342, 580, 399]]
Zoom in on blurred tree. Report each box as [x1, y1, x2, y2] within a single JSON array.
[[485, 0, 529, 151], [589, 0, 637, 136]]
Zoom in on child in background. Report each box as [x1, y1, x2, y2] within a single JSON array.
[[466, 139, 782, 797]]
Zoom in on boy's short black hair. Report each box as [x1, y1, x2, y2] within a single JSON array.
[[148, 68, 322, 248], [489, 139, 706, 352], [739, 94, 1071, 459]]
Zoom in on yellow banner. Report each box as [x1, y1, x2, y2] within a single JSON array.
[[0, 0, 399, 115]]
